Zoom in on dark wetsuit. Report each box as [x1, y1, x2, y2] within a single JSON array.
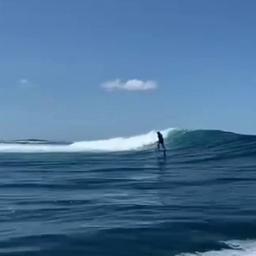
[[157, 132, 166, 151]]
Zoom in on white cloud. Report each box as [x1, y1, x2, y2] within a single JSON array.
[[101, 79, 158, 92]]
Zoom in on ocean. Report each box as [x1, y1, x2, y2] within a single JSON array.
[[1, 128, 256, 256]]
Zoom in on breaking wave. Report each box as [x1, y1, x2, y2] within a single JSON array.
[[0, 128, 256, 154], [0, 128, 173, 153]]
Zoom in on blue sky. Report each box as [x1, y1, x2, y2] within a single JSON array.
[[0, 0, 256, 140]]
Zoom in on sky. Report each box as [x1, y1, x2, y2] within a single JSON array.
[[0, 0, 256, 141]]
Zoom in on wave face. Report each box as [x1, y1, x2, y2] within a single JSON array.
[[0, 128, 256, 154]]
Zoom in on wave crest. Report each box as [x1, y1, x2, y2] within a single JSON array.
[[0, 128, 174, 153], [1, 128, 255, 154]]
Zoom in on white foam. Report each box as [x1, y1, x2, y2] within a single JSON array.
[[177, 240, 256, 256], [0, 128, 174, 153]]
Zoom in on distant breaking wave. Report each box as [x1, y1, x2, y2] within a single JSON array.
[[0, 128, 256, 154]]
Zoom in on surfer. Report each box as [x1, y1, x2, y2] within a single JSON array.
[[157, 131, 166, 152]]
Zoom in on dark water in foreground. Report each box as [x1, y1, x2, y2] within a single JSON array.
[[1, 130, 256, 256]]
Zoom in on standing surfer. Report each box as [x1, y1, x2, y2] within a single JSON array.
[[157, 131, 166, 155]]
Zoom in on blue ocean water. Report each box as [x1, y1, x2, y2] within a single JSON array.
[[1, 129, 256, 256]]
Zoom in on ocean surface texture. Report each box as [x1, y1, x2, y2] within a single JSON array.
[[1, 129, 256, 256]]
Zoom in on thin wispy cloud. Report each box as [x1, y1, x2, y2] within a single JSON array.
[[101, 79, 158, 92], [17, 78, 37, 89]]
